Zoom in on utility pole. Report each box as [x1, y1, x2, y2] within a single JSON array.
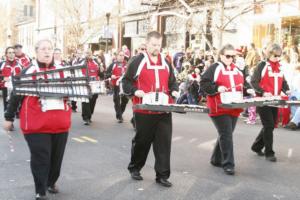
[[218, 0, 225, 49], [105, 12, 111, 53]]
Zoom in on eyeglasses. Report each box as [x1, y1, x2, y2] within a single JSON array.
[[225, 55, 235, 59], [140, 48, 146, 51], [7, 52, 15, 54], [273, 54, 281, 58]]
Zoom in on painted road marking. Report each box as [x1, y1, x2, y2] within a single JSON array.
[[288, 148, 293, 158], [197, 139, 216, 150], [72, 137, 86, 143], [189, 138, 198, 143], [81, 136, 98, 143], [172, 136, 183, 142]]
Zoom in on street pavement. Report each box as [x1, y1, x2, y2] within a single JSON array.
[[0, 95, 300, 200]]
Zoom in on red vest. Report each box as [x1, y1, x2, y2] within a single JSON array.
[[16, 54, 31, 68], [206, 62, 244, 117], [19, 62, 71, 134], [132, 52, 173, 114], [81, 59, 100, 80], [111, 62, 126, 86], [259, 61, 283, 96], [0, 60, 22, 88]]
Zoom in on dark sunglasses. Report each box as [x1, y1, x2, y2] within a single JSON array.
[[225, 55, 235, 59], [273, 54, 281, 58], [140, 48, 146, 51]]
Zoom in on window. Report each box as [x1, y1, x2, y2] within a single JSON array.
[[24, 5, 28, 16], [30, 6, 33, 16]]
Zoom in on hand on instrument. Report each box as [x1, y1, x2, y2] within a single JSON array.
[[111, 75, 117, 79], [285, 90, 291, 95], [263, 92, 273, 97], [3, 120, 13, 131], [171, 91, 180, 99], [134, 90, 145, 98], [246, 89, 256, 96], [217, 86, 227, 93]]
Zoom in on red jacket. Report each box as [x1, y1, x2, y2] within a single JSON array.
[[204, 62, 244, 117], [259, 61, 283, 96], [0, 59, 22, 88], [15, 53, 31, 68], [132, 53, 175, 114], [110, 62, 126, 86], [18, 62, 71, 134], [81, 59, 100, 80]]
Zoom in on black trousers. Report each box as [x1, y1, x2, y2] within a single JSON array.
[[82, 94, 98, 121], [211, 115, 238, 168], [24, 132, 68, 195], [252, 106, 278, 156], [2, 87, 8, 111], [128, 113, 172, 179], [113, 86, 129, 119], [71, 101, 77, 111]]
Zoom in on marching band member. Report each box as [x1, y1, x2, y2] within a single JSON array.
[[123, 31, 178, 187], [106, 50, 129, 123], [200, 44, 244, 175], [70, 49, 85, 112], [250, 43, 290, 162], [81, 49, 101, 125], [53, 48, 67, 66], [4, 39, 71, 200], [14, 44, 32, 68], [0, 46, 22, 111]]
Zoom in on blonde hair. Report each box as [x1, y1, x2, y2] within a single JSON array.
[[266, 43, 282, 59], [35, 39, 53, 52]]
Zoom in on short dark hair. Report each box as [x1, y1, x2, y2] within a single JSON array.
[[5, 46, 15, 54], [146, 31, 162, 41], [54, 48, 62, 53], [14, 44, 22, 48]]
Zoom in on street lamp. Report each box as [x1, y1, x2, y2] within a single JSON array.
[[105, 12, 111, 53]]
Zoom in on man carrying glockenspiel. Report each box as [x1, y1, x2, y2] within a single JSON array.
[[122, 31, 179, 187]]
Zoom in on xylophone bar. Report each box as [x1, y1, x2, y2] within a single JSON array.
[[221, 100, 300, 108], [133, 104, 209, 113]]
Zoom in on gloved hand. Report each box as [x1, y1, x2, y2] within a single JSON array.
[[134, 90, 145, 98], [171, 91, 180, 99], [246, 89, 256, 95], [263, 92, 273, 97], [285, 90, 291, 95], [111, 75, 117, 79], [217, 86, 227, 93]]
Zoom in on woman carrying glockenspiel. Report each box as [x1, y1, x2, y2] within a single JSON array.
[[250, 43, 290, 162], [200, 44, 244, 175]]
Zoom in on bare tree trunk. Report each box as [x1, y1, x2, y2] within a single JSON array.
[[218, 0, 225, 49]]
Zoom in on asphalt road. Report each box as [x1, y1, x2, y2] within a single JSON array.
[[0, 95, 300, 200]]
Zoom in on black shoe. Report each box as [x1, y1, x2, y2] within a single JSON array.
[[130, 117, 136, 128], [130, 171, 143, 181], [265, 155, 277, 162], [285, 122, 298, 130], [118, 116, 123, 123], [156, 178, 172, 187], [47, 185, 59, 194], [223, 167, 235, 175], [252, 149, 265, 156], [35, 194, 48, 200], [251, 147, 265, 156], [72, 109, 77, 113], [9, 124, 14, 131], [210, 161, 222, 167], [84, 120, 90, 125]]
